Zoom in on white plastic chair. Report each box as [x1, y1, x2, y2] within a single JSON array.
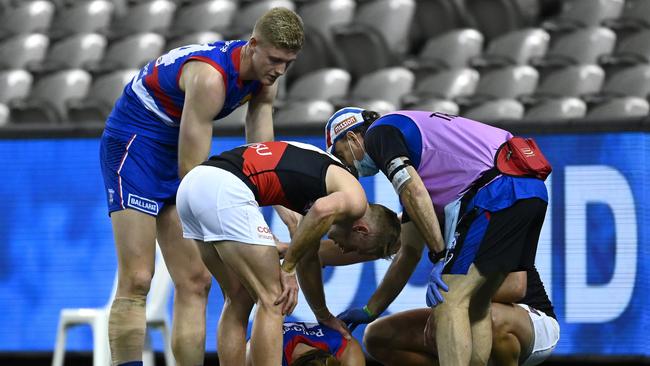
[[52, 243, 175, 366]]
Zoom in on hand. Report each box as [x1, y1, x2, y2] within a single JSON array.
[[423, 308, 436, 347], [336, 306, 375, 332], [426, 260, 449, 307], [276, 241, 289, 259], [274, 205, 302, 238], [319, 312, 352, 340], [275, 267, 299, 315]]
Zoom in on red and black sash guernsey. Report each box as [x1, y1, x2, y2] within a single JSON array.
[[202, 141, 347, 214]]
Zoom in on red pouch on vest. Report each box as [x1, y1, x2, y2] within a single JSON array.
[[495, 137, 552, 180]]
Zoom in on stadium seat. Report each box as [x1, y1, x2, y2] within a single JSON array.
[[274, 100, 335, 128], [407, 99, 460, 115], [38, 33, 107, 71], [402, 68, 479, 107], [0, 69, 33, 105], [354, 0, 416, 55], [98, 33, 165, 71], [408, 0, 472, 54], [0, 33, 49, 69], [52, 244, 174, 366], [471, 28, 550, 68], [600, 64, 650, 98], [169, 0, 237, 37], [298, 0, 356, 43], [340, 67, 415, 112], [332, 24, 393, 80], [48, 0, 114, 40], [13, 69, 91, 123], [533, 27, 616, 67], [542, 0, 624, 31], [600, 29, 650, 66], [586, 97, 650, 119], [286, 68, 351, 102], [406, 29, 484, 73], [166, 32, 223, 51], [214, 105, 246, 130], [603, 0, 650, 32], [523, 97, 587, 121], [457, 65, 538, 108], [0, 103, 9, 126], [285, 27, 338, 85], [464, 99, 525, 121], [226, 0, 296, 38], [68, 69, 138, 123], [464, 0, 527, 41], [534, 65, 605, 98], [0, 0, 55, 38], [109, 0, 177, 39]]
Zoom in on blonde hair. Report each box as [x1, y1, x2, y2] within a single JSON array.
[[292, 349, 341, 366], [253, 7, 304, 51], [368, 204, 401, 259]]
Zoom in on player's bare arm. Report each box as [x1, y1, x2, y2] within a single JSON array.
[[245, 82, 277, 143], [399, 165, 445, 254], [177, 61, 226, 178], [365, 221, 426, 316], [491, 271, 527, 304]]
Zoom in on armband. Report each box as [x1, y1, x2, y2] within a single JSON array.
[[386, 157, 412, 193]]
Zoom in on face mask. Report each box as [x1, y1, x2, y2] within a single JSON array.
[[347, 137, 379, 177]]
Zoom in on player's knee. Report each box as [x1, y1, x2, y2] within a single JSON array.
[[119, 270, 153, 297], [363, 320, 391, 351], [255, 283, 282, 313], [174, 267, 212, 299]]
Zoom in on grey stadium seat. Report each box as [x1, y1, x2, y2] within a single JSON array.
[[402, 68, 479, 107], [38, 33, 107, 71], [406, 29, 483, 75], [0, 69, 33, 105], [68, 69, 138, 123], [11, 69, 91, 123], [0, 0, 55, 38], [98, 33, 165, 71], [286, 68, 351, 102], [0, 33, 49, 70], [298, 0, 356, 43], [524, 98, 587, 121], [586, 97, 649, 119], [354, 0, 416, 55], [471, 28, 550, 68], [543, 0, 624, 31], [109, 0, 177, 39], [225, 0, 295, 38], [340, 67, 415, 111], [165, 32, 223, 52], [48, 0, 114, 39], [170, 0, 237, 36], [533, 27, 616, 67]]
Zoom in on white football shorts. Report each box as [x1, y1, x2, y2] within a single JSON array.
[[518, 304, 560, 366], [176, 165, 275, 246]]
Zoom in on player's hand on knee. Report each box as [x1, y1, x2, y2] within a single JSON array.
[[336, 306, 376, 332], [426, 260, 449, 307], [275, 268, 299, 315]]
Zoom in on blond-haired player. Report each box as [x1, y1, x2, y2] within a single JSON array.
[[99, 8, 304, 366]]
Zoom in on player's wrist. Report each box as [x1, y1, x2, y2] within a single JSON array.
[[362, 305, 376, 319], [428, 250, 445, 263], [281, 262, 296, 275]]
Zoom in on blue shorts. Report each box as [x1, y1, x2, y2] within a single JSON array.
[[99, 128, 180, 216]]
